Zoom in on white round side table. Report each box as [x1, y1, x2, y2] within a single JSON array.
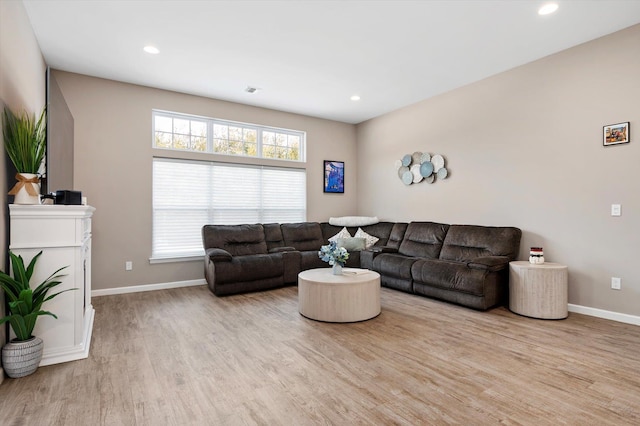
[[509, 261, 568, 319]]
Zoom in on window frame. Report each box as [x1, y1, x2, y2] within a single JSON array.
[[152, 110, 306, 162]]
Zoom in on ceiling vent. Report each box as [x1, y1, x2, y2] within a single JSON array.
[[245, 86, 258, 93]]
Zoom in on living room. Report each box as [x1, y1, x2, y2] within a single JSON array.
[[1, 0, 639, 424]]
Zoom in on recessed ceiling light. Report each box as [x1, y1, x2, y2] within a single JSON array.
[[143, 46, 160, 54], [350, 95, 361, 101], [538, 3, 559, 15]]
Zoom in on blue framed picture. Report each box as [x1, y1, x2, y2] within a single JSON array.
[[323, 160, 344, 193]]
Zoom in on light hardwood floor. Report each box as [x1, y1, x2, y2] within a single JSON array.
[[1, 285, 639, 425]]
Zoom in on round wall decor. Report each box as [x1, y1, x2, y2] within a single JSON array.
[[394, 151, 449, 186]]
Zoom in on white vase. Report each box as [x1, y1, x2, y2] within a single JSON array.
[[332, 264, 343, 275], [10, 173, 41, 205]]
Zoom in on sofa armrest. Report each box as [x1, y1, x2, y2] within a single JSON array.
[[206, 248, 233, 262], [269, 246, 297, 253], [467, 256, 511, 272], [361, 246, 396, 269]]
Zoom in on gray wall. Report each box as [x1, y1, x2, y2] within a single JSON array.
[[0, 0, 47, 382], [356, 24, 640, 316], [53, 71, 358, 291]]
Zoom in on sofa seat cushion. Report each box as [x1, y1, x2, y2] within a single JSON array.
[[398, 222, 449, 258], [281, 222, 325, 251], [372, 253, 419, 280], [214, 253, 283, 285], [411, 259, 489, 297]]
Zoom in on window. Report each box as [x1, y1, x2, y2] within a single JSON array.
[[154, 114, 207, 151], [152, 158, 306, 260], [153, 111, 305, 161]]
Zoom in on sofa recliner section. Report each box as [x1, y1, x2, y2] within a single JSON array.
[[203, 224, 301, 296]]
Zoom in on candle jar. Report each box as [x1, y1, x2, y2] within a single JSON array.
[[529, 247, 544, 264]]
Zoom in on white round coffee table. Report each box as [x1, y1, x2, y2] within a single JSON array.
[[298, 268, 381, 322]]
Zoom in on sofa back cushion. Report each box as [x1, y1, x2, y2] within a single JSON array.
[[263, 223, 285, 251], [439, 225, 522, 262], [202, 224, 268, 256], [398, 222, 450, 258], [281, 222, 325, 251], [386, 222, 408, 250]]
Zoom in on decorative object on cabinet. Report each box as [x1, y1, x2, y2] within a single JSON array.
[[529, 247, 545, 264], [0, 251, 73, 378], [9, 204, 95, 366], [2, 107, 46, 204], [394, 151, 449, 186], [603, 122, 629, 146], [323, 160, 344, 193]]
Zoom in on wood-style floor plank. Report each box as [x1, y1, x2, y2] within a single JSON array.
[[1, 285, 639, 425]]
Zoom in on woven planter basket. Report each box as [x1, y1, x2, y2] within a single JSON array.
[[2, 336, 43, 378]]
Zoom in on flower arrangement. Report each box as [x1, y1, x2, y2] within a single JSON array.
[[318, 241, 349, 267]]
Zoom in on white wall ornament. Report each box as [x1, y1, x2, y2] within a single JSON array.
[[395, 151, 449, 186]]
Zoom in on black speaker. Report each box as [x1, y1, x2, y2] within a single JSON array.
[[54, 190, 82, 205]]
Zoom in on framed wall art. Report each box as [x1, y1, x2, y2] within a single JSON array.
[[603, 122, 630, 146], [323, 160, 344, 193]]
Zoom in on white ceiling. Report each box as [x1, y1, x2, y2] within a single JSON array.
[[23, 0, 640, 124]]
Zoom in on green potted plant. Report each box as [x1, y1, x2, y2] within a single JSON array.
[[0, 251, 71, 378], [2, 106, 46, 204]]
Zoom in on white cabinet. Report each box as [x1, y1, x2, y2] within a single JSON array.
[[9, 205, 95, 366]]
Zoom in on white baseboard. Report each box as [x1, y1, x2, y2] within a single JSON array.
[[92, 279, 207, 297], [569, 304, 640, 326]]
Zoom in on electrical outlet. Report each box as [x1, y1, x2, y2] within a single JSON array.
[[125, 261, 133, 271], [611, 204, 621, 216], [611, 277, 621, 290]]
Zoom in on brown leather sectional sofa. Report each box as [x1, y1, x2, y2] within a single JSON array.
[[202, 221, 521, 310]]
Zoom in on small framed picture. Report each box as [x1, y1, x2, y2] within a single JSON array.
[[323, 160, 344, 193], [603, 122, 630, 146]]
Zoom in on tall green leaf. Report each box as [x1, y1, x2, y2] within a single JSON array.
[[2, 107, 46, 174], [0, 251, 72, 341], [25, 251, 43, 282], [9, 252, 29, 291]]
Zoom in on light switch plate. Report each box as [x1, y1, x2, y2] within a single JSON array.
[[611, 204, 621, 216], [611, 277, 621, 290]]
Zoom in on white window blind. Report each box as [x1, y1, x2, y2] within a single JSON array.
[[152, 158, 306, 260]]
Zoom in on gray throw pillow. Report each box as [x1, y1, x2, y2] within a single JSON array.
[[337, 237, 366, 252]]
